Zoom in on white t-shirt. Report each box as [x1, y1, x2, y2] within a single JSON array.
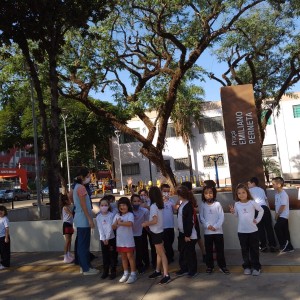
[[0, 216, 9, 238], [200, 202, 224, 235], [132, 207, 149, 236], [234, 200, 264, 233], [275, 190, 289, 219], [62, 205, 74, 224], [149, 203, 164, 234], [96, 212, 115, 241], [163, 198, 175, 229], [249, 187, 268, 207], [177, 201, 197, 239], [113, 212, 135, 247]]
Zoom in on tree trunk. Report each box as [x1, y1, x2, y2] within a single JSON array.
[[140, 145, 177, 190]]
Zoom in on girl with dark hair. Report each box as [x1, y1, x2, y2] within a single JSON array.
[[142, 186, 171, 285], [175, 185, 200, 278], [72, 167, 98, 275], [60, 194, 74, 264], [200, 186, 229, 275], [112, 197, 136, 284], [0, 205, 10, 270], [229, 183, 264, 276], [96, 197, 116, 280]]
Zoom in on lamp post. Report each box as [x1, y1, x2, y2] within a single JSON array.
[[61, 112, 71, 192], [208, 155, 223, 188], [114, 130, 124, 192]]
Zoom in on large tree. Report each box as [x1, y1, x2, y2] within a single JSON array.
[[208, 4, 300, 143], [0, 0, 112, 219], [59, 0, 264, 188]]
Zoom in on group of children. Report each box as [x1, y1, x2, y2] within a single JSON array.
[[0, 175, 294, 279]]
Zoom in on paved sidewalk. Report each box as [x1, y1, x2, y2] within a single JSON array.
[[1, 249, 300, 300]]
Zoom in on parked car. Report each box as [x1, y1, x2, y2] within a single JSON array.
[[3, 189, 31, 201], [0, 190, 6, 202]]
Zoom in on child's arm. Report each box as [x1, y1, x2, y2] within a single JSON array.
[[5, 227, 9, 243], [275, 205, 286, 221], [229, 204, 236, 216], [116, 219, 133, 227], [213, 204, 225, 230], [253, 201, 264, 223], [95, 216, 105, 240], [142, 215, 158, 227]]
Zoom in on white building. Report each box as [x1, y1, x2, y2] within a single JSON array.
[[111, 94, 300, 188]]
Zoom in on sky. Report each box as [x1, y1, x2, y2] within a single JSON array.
[[91, 48, 300, 104]]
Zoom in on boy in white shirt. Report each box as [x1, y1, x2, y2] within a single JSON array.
[[248, 177, 277, 252], [272, 177, 294, 253]]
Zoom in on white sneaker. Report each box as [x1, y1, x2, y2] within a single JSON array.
[[119, 274, 130, 283], [244, 268, 252, 275], [126, 274, 137, 284], [0, 264, 6, 270], [63, 255, 74, 264], [67, 252, 74, 259], [83, 268, 99, 275], [252, 269, 261, 276]]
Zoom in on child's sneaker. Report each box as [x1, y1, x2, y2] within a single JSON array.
[[119, 273, 130, 283], [0, 264, 6, 270], [83, 268, 99, 275], [243, 268, 252, 275], [126, 274, 137, 284], [252, 269, 261, 276], [148, 271, 162, 279], [219, 267, 230, 275], [158, 275, 171, 285], [206, 267, 214, 274], [63, 255, 74, 264]]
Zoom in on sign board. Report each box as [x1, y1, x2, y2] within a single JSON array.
[[220, 84, 265, 193]]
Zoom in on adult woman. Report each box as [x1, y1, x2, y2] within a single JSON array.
[[73, 167, 98, 275]]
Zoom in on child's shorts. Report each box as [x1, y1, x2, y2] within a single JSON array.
[[63, 222, 74, 235], [150, 231, 163, 245]]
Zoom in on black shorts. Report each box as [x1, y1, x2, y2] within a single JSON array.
[[63, 222, 74, 235], [150, 231, 163, 245]]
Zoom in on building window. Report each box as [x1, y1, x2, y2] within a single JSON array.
[[166, 124, 176, 138], [203, 154, 225, 168], [199, 116, 224, 134], [157, 160, 171, 172], [120, 128, 140, 144], [262, 144, 277, 157], [293, 105, 300, 118], [122, 163, 140, 176], [174, 158, 190, 171]]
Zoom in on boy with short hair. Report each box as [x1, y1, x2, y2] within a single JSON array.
[[248, 177, 277, 252], [272, 177, 294, 253]]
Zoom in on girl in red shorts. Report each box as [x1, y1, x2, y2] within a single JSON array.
[[61, 194, 74, 264], [112, 197, 137, 284]]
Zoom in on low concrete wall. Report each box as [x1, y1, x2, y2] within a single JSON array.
[[8, 205, 50, 222], [10, 211, 300, 252]]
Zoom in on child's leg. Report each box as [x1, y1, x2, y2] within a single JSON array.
[[249, 232, 261, 271], [120, 252, 129, 273], [274, 217, 286, 248], [134, 236, 143, 272], [109, 238, 117, 273], [178, 232, 187, 271], [184, 239, 197, 274], [214, 234, 226, 268], [204, 234, 214, 268], [238, 233, 251, 269], [64, 234, 71, 254], [155, 243, 169, 276], [0, 236, 10, 267], [162, 228, 174, 263], [126, 251, 136, 272]]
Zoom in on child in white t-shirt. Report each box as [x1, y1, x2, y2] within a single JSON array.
[[142, 186, 171, 285], [96, 197, 116, 280], [112, 197, 136, 284], [0, 205, 10, 270], [229, 183, 264, 276]]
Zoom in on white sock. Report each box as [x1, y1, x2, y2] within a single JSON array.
[[131, 271, 136, 276], [124, 270, 129, 275]]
